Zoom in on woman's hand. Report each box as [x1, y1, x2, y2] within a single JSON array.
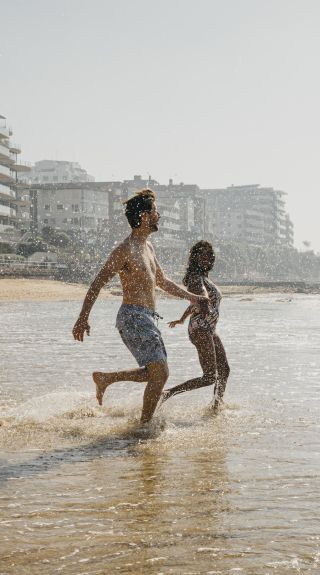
[[168, 319, 182, 328]]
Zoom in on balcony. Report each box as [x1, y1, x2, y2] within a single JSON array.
[[9, 142, 21, 154], [0, 184, 15, 201], [0, 165, 15, 183], [12, 197, 31, 207], [0, 204, 16, 217], [0, 142, 12, 165], [11, 160, 32, 173], [0, 126, 10, 140]]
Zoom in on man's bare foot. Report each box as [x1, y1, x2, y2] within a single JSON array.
[[92, 372, 114, 405]]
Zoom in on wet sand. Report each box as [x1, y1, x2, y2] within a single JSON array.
[[0, 278, 306, 301]]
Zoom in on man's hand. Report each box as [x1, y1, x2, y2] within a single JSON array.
[[72, 317, 90, 342]]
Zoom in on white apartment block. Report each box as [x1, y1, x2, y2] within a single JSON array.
[[0, 114, 31, 232], [203, 185, 294, 247], [31, 183, 110, 234], [20, 160, 95, 185]]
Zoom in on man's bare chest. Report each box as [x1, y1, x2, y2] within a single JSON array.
[[122, 250, 156, 280]]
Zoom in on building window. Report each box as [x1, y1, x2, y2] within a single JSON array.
[[43, 219, 48, 224], [53, 176, 58, 181], [42, 176, 49, 182], [57, 204, 64, 210], [44, 204, 51, 211], [72, 204, 79, 212]]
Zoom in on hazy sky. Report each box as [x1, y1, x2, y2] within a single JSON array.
[[1, 0, 320, 251]]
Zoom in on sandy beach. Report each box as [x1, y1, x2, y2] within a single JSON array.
[[0, 278, 119, 301], [0, 277, 312, 301]]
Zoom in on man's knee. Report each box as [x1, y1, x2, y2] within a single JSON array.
[[147, 361, 169, 384], [156, 361, 169, 384]]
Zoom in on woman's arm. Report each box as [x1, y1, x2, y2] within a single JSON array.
[[168, 305, 192, 328]]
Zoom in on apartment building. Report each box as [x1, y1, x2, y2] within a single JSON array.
[[163, 181, 205, 242], [0, 114, 31, 232], [19, 161, 100, 235], [24, 174, 295, 269], [202, 184, 294, 247], [26, 175, 207, 270], [20, 160, 95, 185], [29, 182, 115, 235]]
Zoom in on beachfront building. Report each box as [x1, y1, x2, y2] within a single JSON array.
[[18, 160, 96, 234], [282, 213, 294, 247], [18, 160, 96, 232], [19, 160, 95, 185], [0, 114, 31, 233], [29, 182, 116, 236], [202, 184, 294, 248]]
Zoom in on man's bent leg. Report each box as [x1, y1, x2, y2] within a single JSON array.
[[93, 367, 148, 405], [141, 361, 169, 424]]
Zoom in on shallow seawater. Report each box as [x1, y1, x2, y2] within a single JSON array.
[[0, 295, 319, 574]]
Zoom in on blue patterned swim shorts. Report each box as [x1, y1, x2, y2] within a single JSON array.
[[116, 304, 167, 367]]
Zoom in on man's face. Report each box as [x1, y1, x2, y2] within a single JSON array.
[[146, 202, 160, 233]]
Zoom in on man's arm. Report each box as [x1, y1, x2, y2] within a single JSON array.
[[154, 254, 208, 307], [72, 244, 126, 342]]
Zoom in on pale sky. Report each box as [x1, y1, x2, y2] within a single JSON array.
[[1, 0, 320, 251]]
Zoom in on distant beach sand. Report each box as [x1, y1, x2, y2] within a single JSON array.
[[0, 278, 307, 302], [0, 279, 117, 301]]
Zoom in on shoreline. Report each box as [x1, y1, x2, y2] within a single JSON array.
[[0, 278, 319, 302]]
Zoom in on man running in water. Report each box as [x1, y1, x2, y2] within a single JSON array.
[[72, 189, 208, 424]]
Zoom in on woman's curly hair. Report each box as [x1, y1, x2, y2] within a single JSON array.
[[183, 240, 215, 286]]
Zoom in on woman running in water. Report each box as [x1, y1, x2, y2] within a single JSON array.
[[161, 241, 230, 408]]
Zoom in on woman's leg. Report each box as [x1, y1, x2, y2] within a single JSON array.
[[213, 333, 230, 403], [161, 328, 217, 402]]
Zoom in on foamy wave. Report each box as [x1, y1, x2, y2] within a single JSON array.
[[6, 390, 92, 422]]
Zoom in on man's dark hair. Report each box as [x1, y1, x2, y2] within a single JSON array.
[[183, 240, 215, 286], [123, 188, 156, 229]]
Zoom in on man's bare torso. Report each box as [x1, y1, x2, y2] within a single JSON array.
[[118, 236, 157, 310]]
